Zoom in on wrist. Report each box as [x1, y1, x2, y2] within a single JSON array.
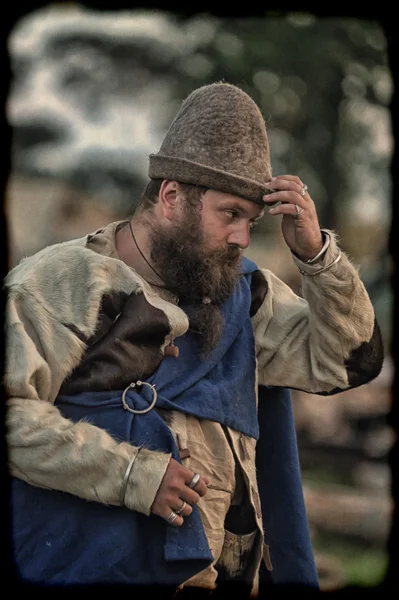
[[294, 231, 330, 264], [123, 448, 172, 515]]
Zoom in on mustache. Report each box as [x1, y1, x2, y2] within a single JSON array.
[[203, 244, 241, 264], [227, 245, 242, 260]]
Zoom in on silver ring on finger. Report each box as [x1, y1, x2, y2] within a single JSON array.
[[295, 204, 305, 217], [299, 184, 308, 197], [175, 500, 187, 515], [188, 472, 201, 489], [165, 511, 179, 524]]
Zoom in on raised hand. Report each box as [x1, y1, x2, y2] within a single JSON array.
[[264, 175, 324, 262]]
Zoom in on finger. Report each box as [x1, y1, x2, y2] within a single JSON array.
[[163, 510, 184, 528], [263, 190, 306, 209], [268, 174, 304, 186], [269, 202, 305, 219], [173, 500, 193, 517], [265, 177, 304, 195], [185, 474, 209, 498], [183, 487, 204, 506]]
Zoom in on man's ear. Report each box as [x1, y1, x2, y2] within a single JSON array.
[[159, 180, 180, 220]]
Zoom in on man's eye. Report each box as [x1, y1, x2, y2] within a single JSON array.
[[224, 210, 237, 219]]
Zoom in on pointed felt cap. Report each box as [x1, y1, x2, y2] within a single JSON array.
[[148, 82, 272, 204]]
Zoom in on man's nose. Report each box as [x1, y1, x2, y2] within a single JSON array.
[[227, 225, 250, 250]]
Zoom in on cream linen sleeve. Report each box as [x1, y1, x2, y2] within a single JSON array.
[[5, 290, 171, 516], [252, 230, 383, 394]]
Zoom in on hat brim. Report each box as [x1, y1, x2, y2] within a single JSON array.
[[148, 154, 271, 205]]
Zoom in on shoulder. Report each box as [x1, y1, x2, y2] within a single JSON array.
[[4, 234, 145, 336], [6, 235, 89, 284], [5, 234, 140, 296]]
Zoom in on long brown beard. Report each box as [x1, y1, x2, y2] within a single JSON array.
[[149, 214, 242, 356]]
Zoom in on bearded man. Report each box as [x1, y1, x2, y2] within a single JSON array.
[[4, 82, 383, 595]]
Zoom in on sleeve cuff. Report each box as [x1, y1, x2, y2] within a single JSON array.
[[123, 447, 172, 515], [291, 229, 341, 276], [303, 230, 331, 264]]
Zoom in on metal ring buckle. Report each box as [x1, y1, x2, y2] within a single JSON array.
[[121, 381, 157, 415]]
